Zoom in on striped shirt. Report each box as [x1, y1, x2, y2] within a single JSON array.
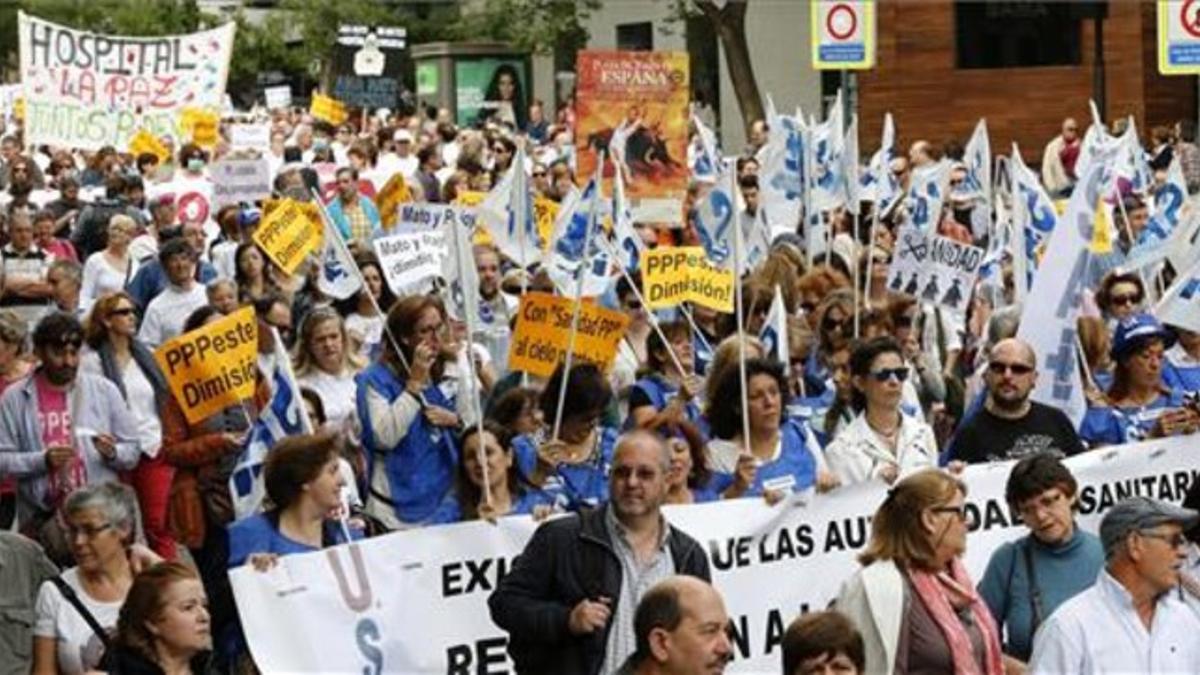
[[603, 505, 675, 674]]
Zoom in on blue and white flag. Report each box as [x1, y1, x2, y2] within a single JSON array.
[[904, 160, 951, 232], [546, 169, 611, 298], [755, 94, 805, 231], [1010, 144, 1059, 299], [811, 89, 845, 211], [229, 332, 312, 519], [861, 112, 898, 211], [691, 113, 720, 183], [1154, 254, 1200, 333], [695, 158, 739, 269], [960, 118, 991, 205], [483, 143, 542, 269], [1129, 158, 1189, 264], [315, 217, 362, 300], [842, 113, 860, 207], [1016, 139, 1118, 428], [759, 284, 789, 365], [609, 137, 644, 273], [1075, 99, 1111, 180]]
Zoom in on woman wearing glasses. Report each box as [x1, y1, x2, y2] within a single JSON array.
[[836, 469, 1007, 675], [1094, 271, 1146, 327], [80, 293, 174, 559], [825, 337, 938, 486], [32, 483, 155, 675], [977, 453, 1103, 665]]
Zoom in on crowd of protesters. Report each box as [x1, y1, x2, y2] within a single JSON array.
[[0, 88, 1199, 675]]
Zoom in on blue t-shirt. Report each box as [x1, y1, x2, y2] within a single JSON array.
[[710, 419, 819, 497], [512, 426, 619, 511], [226, 513, 361, 568], [1078, 389, 1186, 446]]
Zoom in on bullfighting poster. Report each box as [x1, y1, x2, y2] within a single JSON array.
[[575, 51, 689, 225]]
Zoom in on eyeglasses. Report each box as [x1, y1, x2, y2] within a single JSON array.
[[66, 522, 112, 540], [895, 315, 915, 329], [109, 307, 136, 318], [1138, 530, 1189, 548], [988, 361, 1034, 376], [931, 505, 967, 521], [869, 367, 909, 382], [1109, 293, 1142, 306]]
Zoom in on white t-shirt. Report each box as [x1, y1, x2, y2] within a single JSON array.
[[33, 568, 122, 675], [138, 283, 209, 348], [79, 349, 162, 457], [210, 240, 238, 281], [298, 368, 359, 429], [80, 251, 137, 306], [128, 233, 158, 263]]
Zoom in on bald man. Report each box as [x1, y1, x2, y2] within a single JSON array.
[[616, 576, 732, 675], [947, 338, 1085, 463], [489, 431, 711, 675]]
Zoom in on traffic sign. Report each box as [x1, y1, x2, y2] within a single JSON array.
[[812, 0, 876, 70], [1159, 0, 1200, 74]]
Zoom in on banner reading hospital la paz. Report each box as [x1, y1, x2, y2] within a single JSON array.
[[18, 12, 235, 150], [575, 51, 689, 224], [231, 436, 1200, 674]]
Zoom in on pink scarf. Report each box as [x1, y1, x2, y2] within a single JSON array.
[[908, 559, 1004, 675]]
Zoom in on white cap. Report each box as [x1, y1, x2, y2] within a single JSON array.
[[394, 129, 414, 143]]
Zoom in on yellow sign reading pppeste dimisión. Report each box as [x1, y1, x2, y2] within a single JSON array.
[[154, 307, 259, 424]]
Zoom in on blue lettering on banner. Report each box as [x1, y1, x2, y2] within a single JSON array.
[[328, 544, 384, 674]]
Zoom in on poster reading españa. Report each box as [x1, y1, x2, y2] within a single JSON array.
[[575, 51, 689, 225]]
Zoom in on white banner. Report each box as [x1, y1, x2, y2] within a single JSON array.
[[373, 230, 447, 296], [232, 437, 1200, 674], [886, 228, 984, 314], [18, 12, 235, 150], [263, 85, 292, 110], [229, 123, 271, 152], [212, 158, 271, 208]]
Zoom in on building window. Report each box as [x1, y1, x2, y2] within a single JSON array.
[[955, 2, 1082, 69], [617, 22, 653, 51]]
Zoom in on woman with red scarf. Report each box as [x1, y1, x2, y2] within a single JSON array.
[[835, 469, 1011, 674]]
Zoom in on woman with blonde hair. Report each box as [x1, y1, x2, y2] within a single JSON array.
[[293, 307, 366, 431], [836, 469, 1007, 675], [80, 214, 138, 307]]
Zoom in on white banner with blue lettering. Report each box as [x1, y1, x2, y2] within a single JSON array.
[[231, 437, 1198, 674]]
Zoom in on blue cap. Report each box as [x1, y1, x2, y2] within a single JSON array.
[[1110, 313, 1175, 361]]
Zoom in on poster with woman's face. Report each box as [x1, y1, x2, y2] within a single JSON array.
[[455, 58, 529, 131]]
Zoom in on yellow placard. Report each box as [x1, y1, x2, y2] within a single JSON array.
[[641, 246, 734, 312], [533, 197, 559, 252], [13, 97, 24, 121], [374, 173, 413, 231], [128, 129, 170, 164], [1090, 199, 1114, 254], [508, 293, 631, 379], [179, 107, 219, 147], [154, 307, 259, 424], [253, 198, 322, 274], [310, 93, 348, 126]]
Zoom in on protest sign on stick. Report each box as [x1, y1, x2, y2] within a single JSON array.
[[507, 293, 630, 380], [641, 247, 734, 312], [374, 173, 413, 230], [886, 228, 984, 314], [372, 231, 447, 296], [212, 158, 272, 208], [154, 307, 258, 424], [252, 198, 322, 274]]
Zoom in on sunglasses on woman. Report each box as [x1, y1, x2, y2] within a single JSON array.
[[869, 367, 909, 382]]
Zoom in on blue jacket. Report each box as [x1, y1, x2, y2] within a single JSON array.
[[711, 419, 819, 497], [1079, 389, 1186, 446], [512, 427, 619, 511], [327, 195, 381, 242], [356, 363, 459, 524], [0, 371, 141, 524]]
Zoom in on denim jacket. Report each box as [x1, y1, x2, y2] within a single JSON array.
[[0, 371, 140, 524]]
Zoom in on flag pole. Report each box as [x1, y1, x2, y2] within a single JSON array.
[[852, 209, 861, 339], [551, 152, 605, 443], [596, 237, 688, 379], [449, 208, 491, 507], [730, 160, 752, 455]]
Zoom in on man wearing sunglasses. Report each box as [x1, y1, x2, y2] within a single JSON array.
[[946, 338, 1084, 465], [1029, 497, 1200, 674]]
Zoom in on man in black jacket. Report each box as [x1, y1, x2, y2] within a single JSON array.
[[489, 430, 711, 675]]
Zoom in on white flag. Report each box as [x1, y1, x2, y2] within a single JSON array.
[[694, 158, 739, 269], [691, 113, 720, 182], [315, 217, 362, 300], [1016, 140, 1118, 428], [961, 118, 991, 205], [904, 159, 952, 232], [811, 89, 845, 211], [483, 144, 541, 268], [1153, 255, 1200, 333], [842, 113, 860, 207], [438, 207, 482, 321], [610, 161, 644, 272], [546, 171, 611, 298], [862, 112, 898, 211], [759, 284, 789, 365], [755, 94, 804, 230]]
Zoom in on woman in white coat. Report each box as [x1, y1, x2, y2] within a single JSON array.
[[835, 469, 1007, 675], [825, 336, 938, 485]]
